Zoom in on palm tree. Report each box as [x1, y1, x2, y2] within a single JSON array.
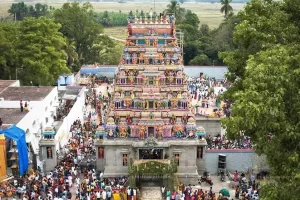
[[164, 0, 186, 22], [220, 0, 233, 18], [8, 2, 28, 21], [65, 39, 78, 70]]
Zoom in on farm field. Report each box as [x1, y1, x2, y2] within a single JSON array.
[[0, 1, 245, 39]]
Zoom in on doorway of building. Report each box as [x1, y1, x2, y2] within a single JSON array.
[[149, 101, 154, 109], [139, 148, 163, 159], [148, 127, 154, 136]]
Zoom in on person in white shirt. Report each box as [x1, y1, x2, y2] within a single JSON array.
[[68, 175, 73, 187], [161, 186, 165, 197], [102, 190, 106, 200], [133, 188, 137, 199], [96, 191, 101, 200]]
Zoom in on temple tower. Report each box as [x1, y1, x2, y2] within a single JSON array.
[[95, 14, 207, 186]]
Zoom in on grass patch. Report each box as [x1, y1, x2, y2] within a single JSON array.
[[104, 26, 127, 40]]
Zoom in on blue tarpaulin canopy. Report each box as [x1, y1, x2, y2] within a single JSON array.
[[0, 125, 29, 176]]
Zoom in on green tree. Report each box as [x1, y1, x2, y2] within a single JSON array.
[[181, 10, 200, 29], [0, 22, 19, 80], [101, 11, 113, 27], [220, 0, 233, 18], [65, 39, 79, 71], [28, 3, 50, 18], [17, 17, 70, 85], [8, 2, 28, 21], [220, 0, 300, 199], [53, 2, 109, 66], [189, 54, 211, 65], [165, 0, 186, 22]]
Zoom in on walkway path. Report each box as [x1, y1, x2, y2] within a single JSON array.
[[140, 187, 162, 200]]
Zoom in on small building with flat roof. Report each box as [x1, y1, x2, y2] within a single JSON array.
[[0, 81, 86, 173]]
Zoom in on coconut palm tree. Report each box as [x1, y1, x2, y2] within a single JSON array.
[[65, 39, 78, 70], [164, 0, 186, 22], [8, 2, 28, 21], [220, 0, 233, 18]]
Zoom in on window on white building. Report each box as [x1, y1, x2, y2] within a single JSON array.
[[26, 129, 30, 134], [45, 107, 48, 112], [45, 117, 48, 123], [32, 120, 36, 127], [50, 101, 52, 106]]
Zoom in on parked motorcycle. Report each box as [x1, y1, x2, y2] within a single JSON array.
[[218, 170, 226, 182], [199, 171, 213, 186]]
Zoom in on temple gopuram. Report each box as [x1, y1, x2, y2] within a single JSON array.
[[95, 14, 207, 186]]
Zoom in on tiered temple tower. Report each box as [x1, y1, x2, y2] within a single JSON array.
[[95, 15, 207, 185]]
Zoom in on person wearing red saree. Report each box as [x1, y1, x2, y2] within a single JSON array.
[[234, 170, 239, 182]]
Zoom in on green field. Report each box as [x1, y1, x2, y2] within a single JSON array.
[[0, 1, 245, 39]]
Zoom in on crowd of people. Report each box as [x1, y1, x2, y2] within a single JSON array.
[[230, 171, 260, 200], [187, 75, 231, 118], [205, 134, 252, 150], [162, 183, 230, 200], [0, 83, 127, 200]]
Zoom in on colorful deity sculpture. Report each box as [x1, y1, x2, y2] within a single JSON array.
[[168, 76, 174, 84], [138, 53, 144, 64], [156, 100, 161, 109], [182, 114, 188, 124], [153, 38, 158, 47], [170, 114, 176, 124], [114, 113, 120, 124], [156, 124, 163, 140], [132, 52, 138, 64], [129, 76, 135, 84], [149, 112, 154, 119], [119, 125, 128, 137], [173, 122, 184, 137], [139, 125, 146, 139], [126, 114, 132, 125]]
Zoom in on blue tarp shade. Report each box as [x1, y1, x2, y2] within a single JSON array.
[[0, 125, 29, 176]]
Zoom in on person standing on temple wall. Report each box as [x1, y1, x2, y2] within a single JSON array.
[[24, 101, 29, 112], [20, 100, 23, 112]]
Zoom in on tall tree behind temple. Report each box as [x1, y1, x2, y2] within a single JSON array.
[[220, 0, 300, 199], [16, 17, 70, 86], [0, 22, 19, 80], [8, 2, 51, 20], [53, 2, 116, 66], [220, 0, 233, 18], [164, 0, 186, 23], [8, 2, 28, 21]]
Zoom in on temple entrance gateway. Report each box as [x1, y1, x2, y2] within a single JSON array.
[[136, 174, 166, 187], [139, 148, 163, 159]]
